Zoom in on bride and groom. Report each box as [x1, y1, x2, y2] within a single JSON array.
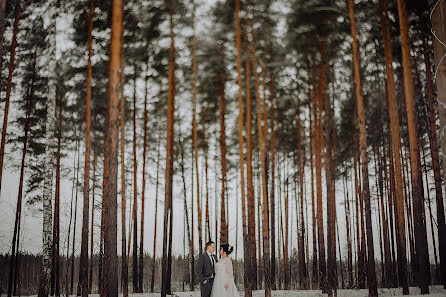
[[197, 241, 239, 297]]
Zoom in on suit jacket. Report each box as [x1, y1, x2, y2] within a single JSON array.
[[196, 252, 218, 283]]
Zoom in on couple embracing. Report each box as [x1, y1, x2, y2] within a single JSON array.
[[196, 241, 239, 297]]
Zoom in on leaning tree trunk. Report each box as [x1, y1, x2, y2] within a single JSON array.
[[378, 0, 409, 292], [79, 1, 94, 295], [38, 1, 57, 296], [103, 0, 123, 296], [427, 2, 446, 287], [348, 0, 378, 295], [396, 0, 430, 293], [161, 5, 175, 296], [0, 0, 21, 195], [235, 1, 251, 295]]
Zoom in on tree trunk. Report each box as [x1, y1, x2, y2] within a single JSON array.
[[235, 2, 250, 295], [297, 96, 307, 289], [132, 68, 139, 294], [161, 5, 175, 296], [150, 135, 161, 293], [79, 1, 94, 295], [139, 60, 149, 294], [7, 51, 35, 297], [219, 65, 228, 244], [120, 47, 129, 297], [72, 143, 81, 296], [0, 0, 21, 195], [348, 0, 378, 295], [310, 58, 318, 289], [103, 0, 123, 296], [245, 26, 257, 290], [316, 41, 327, 293], [430, 1, 446, 287], [251, 37, 271, 297], [66, 140, 79, 297], [38, 1, 57, 295], [53, 91, 63, 297], [269, 71, 276, 291], [89, 150, 96, 293], [396, 0, 430, 293]]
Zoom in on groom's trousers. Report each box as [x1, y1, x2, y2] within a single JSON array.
[[201, 278, 214, 297]]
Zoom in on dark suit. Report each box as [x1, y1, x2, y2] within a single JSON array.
[[196, 252, 218, 297]]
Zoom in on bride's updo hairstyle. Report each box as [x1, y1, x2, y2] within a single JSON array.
[[220, 243, 234, 255]]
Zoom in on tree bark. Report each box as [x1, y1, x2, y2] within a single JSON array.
[[161, 5, 175, 296], [38, 1, 57, 295], [103, 0, 123, 296], [219, 64, 228, 244], [89, 150, 96, 293], [132, 68, 139, 294], [269, 71, 276, 291]]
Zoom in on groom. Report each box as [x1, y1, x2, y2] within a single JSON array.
[[197, 241, 218, 297]]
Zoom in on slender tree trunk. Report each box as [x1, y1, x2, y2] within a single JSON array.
[[103, 0, 123, 296], [297, 96, 307, 289], [343, 168, 353, 288], [161, 5, 175, 296], [66, 141, 79, 297], [0, 0, 21, 194], [79, 1, 94, 295], [120, 47, 129, 297], [430, 2, 446, 287], [89, 150, 96, 293], [138, 60, 149, 294], [53, 91, 63, 297], [235, 2, 250, 295], [396, 0, 429, 293], [219, 64, 228, 244], [316, 41, 327, 293], [245, 26, 257, 290], [269, 72, 276, 291], [72, 144, 81, 296], [38, 1, 57, 295], [131, 68, 139, 294], [7, 52, 35, 297], [250, 36, 271, 297], [309, 59, 318, 289], [348, 1, 378, 294], [191, 0, 202, 255], [150, 136, 161, 293]]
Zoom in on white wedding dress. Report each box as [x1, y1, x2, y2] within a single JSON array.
[[210, 257, 239, 297]]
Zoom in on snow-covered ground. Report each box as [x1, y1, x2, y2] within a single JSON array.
[[45, 286, 445, 297]]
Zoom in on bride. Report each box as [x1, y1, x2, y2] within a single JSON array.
[[211, 243, 239, 297]]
